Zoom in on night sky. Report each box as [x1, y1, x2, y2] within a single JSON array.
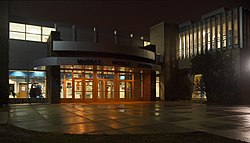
[[10, 0, 249, 37]]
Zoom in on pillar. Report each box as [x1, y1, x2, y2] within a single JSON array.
[[150, 22, 178, 101], [0, 1, 9, 105], [47, 66, 60, 104]]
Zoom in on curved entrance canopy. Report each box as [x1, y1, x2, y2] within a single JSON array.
[[34, 57, 161, 71]]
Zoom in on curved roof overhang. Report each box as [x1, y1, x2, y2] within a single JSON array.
[[34, 57, 161, 71]]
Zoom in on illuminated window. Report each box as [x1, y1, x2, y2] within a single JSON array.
[[10, 32, 25, 40], [178, 33, 182, 59], [10, 23, 25, 32], [198, 25, 201, 54], [156, 77, 159, 98], [193, 26, 197, 56], [144, 41, 150, 46], [190, 28, 193, 57], [9, 22, 55, 43], [26, 34, 41, 42], [42, 35, 49, 42], [42, 27, 55, 42], [26, 25, 41, 34], [217, 15, 221, 49], [211, 18, 215, 50], [42, 27, 55, 35], [207, 20, 211, 51], [185, 30, 189, 58], [233, 9, 238, 46]]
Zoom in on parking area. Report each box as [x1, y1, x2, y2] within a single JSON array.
[[7, 102, 250, 142]]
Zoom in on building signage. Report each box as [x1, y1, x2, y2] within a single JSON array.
[[75, 58, 154, 69]]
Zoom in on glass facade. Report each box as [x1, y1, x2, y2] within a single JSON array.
[[60, 65, 144, 101], [9, 70, 46, 98], [178, 8, 241, 59]]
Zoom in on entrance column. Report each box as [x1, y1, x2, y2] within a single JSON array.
[[47, 66, 60, 104], [0, 1, 9, 105], [47, 31, 61, 104]]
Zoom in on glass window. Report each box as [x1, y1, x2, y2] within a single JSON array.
[[233, 10, 238, 46], [10, 22, 25, 32], [212, 18, 216, 50], [9, 22, 55, 43], [119, 81, 125, 98], [85, 66, 93, 70], [217, 15, 221, 49], [107, 80, 114, 98], [74, 80, 82, 99], [156, 77, 159, 98], [9, 70, 46, 99], [119, 67, 126, 72], [202, 23, 206, 52], [182, 32, 186, 58], [198, 24, 202, 54], [126, 82, 132, 98], [85, 71, 93, 78], [185, 30, 189, 58], [222, 15, 226, 48], [207, 20, 211, 51], [178, 33, 182, 59], [60, 72, 65, 98], [26, 34, 41, 42], [98, 80, 105, 98], [42, 27, 55, 35], [10, 32, 25, 40], [26, 25, 41, 34], [193, 26, 197, 56], [42, 35, 49, 42], [190, 28, 193, 57], [144, 41, 150, 46], [227, 12, 232, 47], [85, 80, 93, 99]]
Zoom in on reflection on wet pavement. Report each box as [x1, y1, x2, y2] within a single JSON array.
[[8, 102, 250, 142]]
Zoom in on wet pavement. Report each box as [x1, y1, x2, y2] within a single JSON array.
[[7, 102, 250, 142]]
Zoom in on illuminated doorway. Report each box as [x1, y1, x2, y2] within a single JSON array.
[[192, 74, 207, 101]]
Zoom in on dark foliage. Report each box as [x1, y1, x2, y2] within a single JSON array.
[[191, 50, 240, 105]]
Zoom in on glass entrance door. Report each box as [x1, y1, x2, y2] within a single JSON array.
[[98, 79, 114, 100], [74, 79, 83, 99], [85, 79, 93, 99]]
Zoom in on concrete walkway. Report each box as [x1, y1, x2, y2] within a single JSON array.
[[7, 102, 250, 142]]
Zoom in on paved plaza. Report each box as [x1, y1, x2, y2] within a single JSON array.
[[2, 102, 250, 142]]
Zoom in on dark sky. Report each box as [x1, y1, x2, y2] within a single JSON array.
[[10, 0, 249, 37]]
